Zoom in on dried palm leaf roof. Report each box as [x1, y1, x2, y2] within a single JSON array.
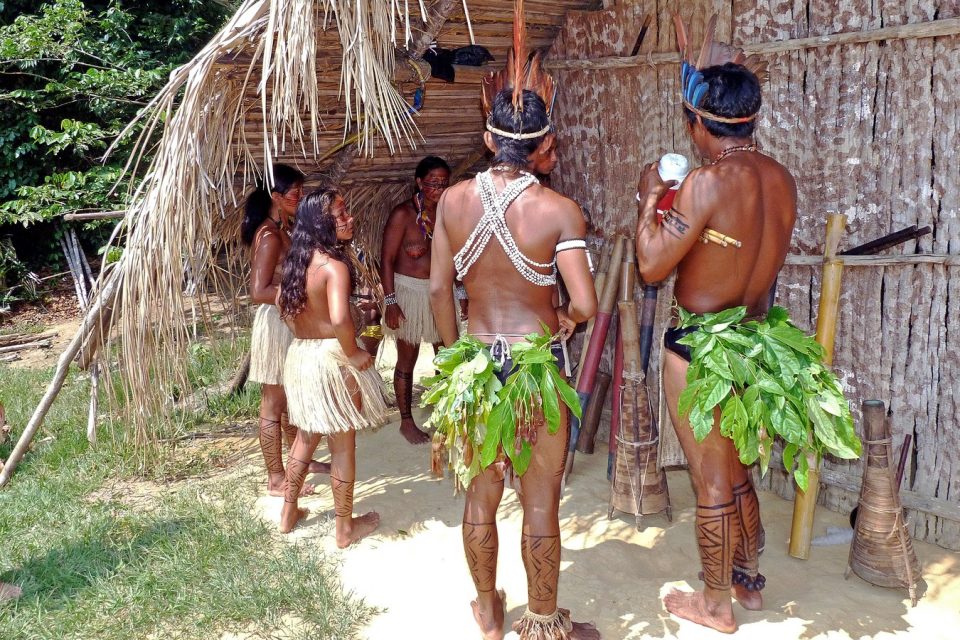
[[94, 0, 598, 446]]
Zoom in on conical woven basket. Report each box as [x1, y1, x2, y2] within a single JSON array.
[[846, 400, 923, 605]]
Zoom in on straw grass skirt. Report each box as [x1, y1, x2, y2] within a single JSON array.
[[385, 273, 440, 345], [248, 304, 293, 385], [283, 338, 388, 434]]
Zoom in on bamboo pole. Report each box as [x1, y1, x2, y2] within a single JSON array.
[[783, 253, 958, 267], [563, 235, 624, 484], [789, 213, 847, 559], [608, 241, 636, 478]]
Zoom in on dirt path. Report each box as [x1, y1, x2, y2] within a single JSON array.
[[248, 344, 960, 640]]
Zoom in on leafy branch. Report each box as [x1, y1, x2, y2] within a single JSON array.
[[675, 305, 861, 491]]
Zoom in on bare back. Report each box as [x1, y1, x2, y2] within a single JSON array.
[[249, 223, 291, 305], [673, 152, 797, 316], [439, 175, 583, 337], [283, 251, 353, 341]]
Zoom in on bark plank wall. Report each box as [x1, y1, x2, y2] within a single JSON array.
[[550, 0, 960, 549]]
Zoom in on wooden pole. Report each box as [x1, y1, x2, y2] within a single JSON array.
[[0, 271, 120, 487], [546, 17, 960, 71], [789, 213, 847, 559], [564, 236, 624, 484], [576, 371, 611, 454], [638, 283, 658, 375], [608, 241, 636, 478]]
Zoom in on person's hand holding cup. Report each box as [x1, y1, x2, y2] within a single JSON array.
[[652, 153, 690, 222]]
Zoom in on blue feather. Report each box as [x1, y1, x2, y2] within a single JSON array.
[[684, 71, 703, 102], [681, 61, 692, 89], [691, 82, 708, 108]]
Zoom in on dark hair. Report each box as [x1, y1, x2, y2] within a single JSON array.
[[683, 63, 762, 139], [241, 163, 305, 245], [278, 189, 352, 318], [488, 88, 551, 168], [414, 156, 450, 191]]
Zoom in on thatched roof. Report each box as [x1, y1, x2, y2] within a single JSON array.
[[93, 0, 598, 442]]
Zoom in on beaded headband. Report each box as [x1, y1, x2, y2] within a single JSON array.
[[480, 0, 556, 137], [674, 13, 768, 124], [485, 120, 551, 140]]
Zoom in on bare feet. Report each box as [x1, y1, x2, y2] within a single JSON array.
[[278, 505, 310, 534], [512, 608, 600, 640], [399, 418, 430, 445], [336, 511, 380, 548], [698, 571, 763, 611], [568, 620, 601, 639], [471, 589, 505, 640], [663, 589, 736, 634], [731, 584, 763, 611], [268, 482, 316, 498]]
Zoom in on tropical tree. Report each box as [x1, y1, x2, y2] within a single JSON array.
[[0, 0, 231, 296]]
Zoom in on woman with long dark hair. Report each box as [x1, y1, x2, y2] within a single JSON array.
[[380, 155, 453, 445], [277, 189, 387, 541], [243, 163, 328, 496]]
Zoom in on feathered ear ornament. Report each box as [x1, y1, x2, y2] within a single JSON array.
[[674, 13, 768, 124], [480, 0, 555, 140]]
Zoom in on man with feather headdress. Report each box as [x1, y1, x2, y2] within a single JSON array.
[[423, 3, 599, 637], [633, 15, 802, 634]]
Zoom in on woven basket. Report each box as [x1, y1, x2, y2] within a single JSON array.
[[608, 301, 671, 528], [846, 400, 923, 605]]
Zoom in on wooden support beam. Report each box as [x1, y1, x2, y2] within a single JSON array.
[[63, 211, 126, 221], [546, 17, 960, 71], [783, 253, 959, 267]]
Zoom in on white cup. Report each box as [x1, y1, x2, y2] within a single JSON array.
[[658, 153, 690, 189]]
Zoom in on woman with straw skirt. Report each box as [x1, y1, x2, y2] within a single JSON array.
[[277, 189, 388, 541], [242, 164, 329, 497], [380, 156, 454, 445]]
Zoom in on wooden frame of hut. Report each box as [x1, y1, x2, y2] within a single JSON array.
[[1, 1, 957, 555]]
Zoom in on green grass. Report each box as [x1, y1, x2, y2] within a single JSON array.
[[0, 337, 373, 640]]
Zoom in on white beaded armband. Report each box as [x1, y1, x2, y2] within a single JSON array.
[[555, 238, 593, 272]]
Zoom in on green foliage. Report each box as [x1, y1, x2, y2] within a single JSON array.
[[421, 335, 502, 489], [421, 328, 580, 488], [0, 0, 230, 267], [675, 305, 862, 491], [0, 235, 39, 308]]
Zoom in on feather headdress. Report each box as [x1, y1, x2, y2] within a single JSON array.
[[480, 0, 556, 140], [674, 14, 768, 124]]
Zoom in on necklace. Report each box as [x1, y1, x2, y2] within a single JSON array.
[[713, 143, 758, 164], [489, 164, 532, 176], [413, 192, 433, 241]]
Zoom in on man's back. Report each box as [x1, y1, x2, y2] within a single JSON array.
[[439, 174, 585, 336], [673, 151, 797, 316]]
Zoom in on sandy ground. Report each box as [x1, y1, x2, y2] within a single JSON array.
[[249, 343, 960, 640]]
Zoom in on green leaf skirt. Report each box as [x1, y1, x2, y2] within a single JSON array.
[[674, 305, 862, 491], [420, 329, 581, 492]]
